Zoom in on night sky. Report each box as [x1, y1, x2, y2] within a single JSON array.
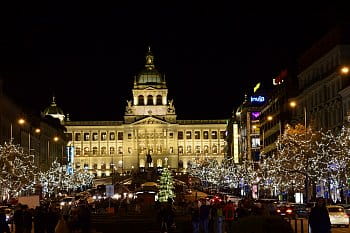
[[0, 2, 347, 121]]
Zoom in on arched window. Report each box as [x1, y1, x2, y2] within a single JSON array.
[[101, 147, 106, 155], [156, 95, 162, 105], [92, 147, 98, 155], [147, 95, 153, 105], [84, 147, 89, 155], [157, 159, 162, 167], [110, 147, 115, 155], [212, 145, 218, 154], [138, 95, 144, 105]]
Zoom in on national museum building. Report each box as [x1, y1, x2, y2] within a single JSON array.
[[56, 49, 227, 177]]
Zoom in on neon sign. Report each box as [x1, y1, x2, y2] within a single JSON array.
[[250, 96, 265, 103]]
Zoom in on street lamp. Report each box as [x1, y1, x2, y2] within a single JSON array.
[[341, 66, 349, 75], [289, 100, 309, 202]]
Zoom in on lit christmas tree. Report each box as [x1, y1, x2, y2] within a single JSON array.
[[158, 168, 175, 202], [0, 140, 37, 199]]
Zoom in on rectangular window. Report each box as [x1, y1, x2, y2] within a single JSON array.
[[110, 147, 115, 155], [118, 146, 123, 154], [117, 132, 123, 140], [93, 164, 98, 169], [169, 132, 174, 138], [220, 131, 226, 139], [252, 138, 260, 147], [92, 133, 98, 141], [187, 145, 192, 154], [101, 132, 107, 141], [110, 163, 114, 170], [178, 131, 183, 140], [203, 131, 209, 139], [110, 132, 115, 140], [84, 163, 89, 169], [128, 133, 132, 139], [75, 163, 81, 169], [178, 146, 183, 154], [84, 133, 90, 141], [66, 133, 72, 141], [211, 131, 218, 139], [75, 133, 81, 141], [186, 131, 192, 140], [169, 147, 174, 154], [194, 131, 200, 139], [128, 147, 132, 154]]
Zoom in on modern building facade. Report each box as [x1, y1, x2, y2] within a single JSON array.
[[62, 49, 227, 177]]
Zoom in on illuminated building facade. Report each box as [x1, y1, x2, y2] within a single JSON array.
[[59, 48, 227, 177]]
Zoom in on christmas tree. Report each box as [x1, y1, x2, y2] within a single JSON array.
[[158, 168, 175, 202]]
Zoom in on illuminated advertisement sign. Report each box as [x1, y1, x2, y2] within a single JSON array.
[[250, 96, 265, 103], [251, 112, 260, 120], [233, 123, 239, 164]]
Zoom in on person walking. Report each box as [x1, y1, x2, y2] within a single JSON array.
[[309, 197, 331, 233], [0, 209, 10, 233], [199, 200, 210, 233], [223, 201, 235, 233], [13, 204, 24, 233], [190, 201, 200, 233]]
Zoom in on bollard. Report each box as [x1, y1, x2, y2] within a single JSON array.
[[300, 218, 304, 233]]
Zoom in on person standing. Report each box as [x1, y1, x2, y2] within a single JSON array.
[[309, 197, 331, 233], [0, 209, 10, 233], [223, 201, 235, 233], [215, 203, 224, 233], [199, 201, 210, 233], [13, 204, 24, 233], [190, 201, 200, 233]]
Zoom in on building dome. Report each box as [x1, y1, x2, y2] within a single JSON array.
[[134, 47, 166, 88], [43, 96, 65, 122]]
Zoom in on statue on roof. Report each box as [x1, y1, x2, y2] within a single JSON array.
[[125, 100, 133, 114]]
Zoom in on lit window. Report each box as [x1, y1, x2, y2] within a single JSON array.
[[101, 132, 107, 141], [84, 133, 90, 141], [110, 147, 115, 155], [204, 145, 209, 153], [110, 132, 115, 140], [203, 131, 209, 139], [84, 147, 89, 155], [212, 145, 218, 154], [211, 131, 218, 139], [186, 131, 192, 140], [92, 133, 98, 141], [195, 131, 200, 139]]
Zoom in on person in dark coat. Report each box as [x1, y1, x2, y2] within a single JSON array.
[[13, 204, 24, 233], [309, 197, 331, 233], [46, 206, 59, 233], [22, 205, 33, 233], [0, 210, 10, 233]]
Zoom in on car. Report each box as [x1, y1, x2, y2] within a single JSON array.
[[209, 195, 223, 204], [275, 204, 296, 219], [225, 195, 241, 205], [290, 203, 308, 218], [340, 204, 350, 217], [59, 196, 76, 208], [327, 205, 349, 228]]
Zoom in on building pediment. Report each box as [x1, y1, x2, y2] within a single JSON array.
[[131, 116, 169, 125]]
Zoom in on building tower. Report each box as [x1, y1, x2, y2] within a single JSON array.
[[124, 47, 176, 123]]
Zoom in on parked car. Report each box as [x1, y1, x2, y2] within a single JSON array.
[[59, 196, 76, 208], [340, 204, 350, 217], [327, 205, 349, 228], [275, 203, 296, 218], [290, 203, 308, 218]]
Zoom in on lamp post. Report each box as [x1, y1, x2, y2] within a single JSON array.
[[289, 101, 309, 202]]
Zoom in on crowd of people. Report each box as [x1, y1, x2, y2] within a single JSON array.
[[187, 197, 281, 233], [4, 201, 92, 233]]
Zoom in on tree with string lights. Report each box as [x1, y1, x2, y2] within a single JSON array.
[[0, 140, 37, 199], [158, 168, 176, 202]]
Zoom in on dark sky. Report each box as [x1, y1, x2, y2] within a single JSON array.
[[0, 2, 347, 121]]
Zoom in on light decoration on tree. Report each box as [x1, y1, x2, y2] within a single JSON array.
[[0, 140, 37, 199], [158, 168, 176, 202], [38, 160, 94, 196]]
